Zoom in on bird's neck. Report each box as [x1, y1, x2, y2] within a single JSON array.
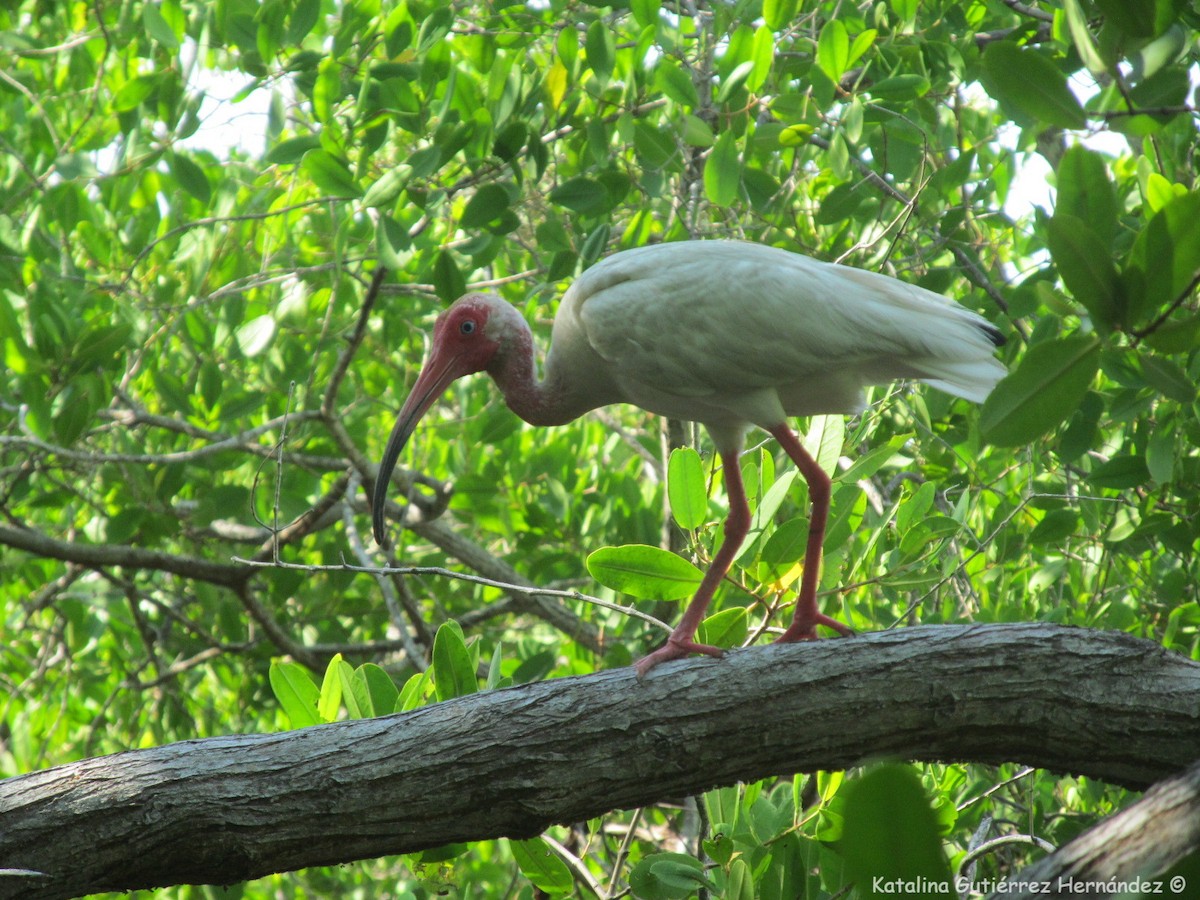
[[488, 328, 576, 427]]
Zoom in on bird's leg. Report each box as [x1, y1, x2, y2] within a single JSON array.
[[768, 424, 854, 642], [633, 448, 750, 677]]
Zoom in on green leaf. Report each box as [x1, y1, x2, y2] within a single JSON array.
[[866, 73, 931, 100], [377, 215, 410, 269], [143, 3, 180, 49], [763, 0, 800, 32], [1124, 190, 1200, 327], [356, 663, 399, 717], [680, 114, 714, 148], [656, 57, 699, 107], [269, 661, 321, 728], [302, 149, 360, 197], [70, 322, 132, 375], [629, 853, 715, 899], [630, 0, 661, 28], [416, 6, 453, 53], [667, 447, 707, 530], [1140, 353, 1196, 403], [509, 838, 573, 893], [318, 653, 348, 723], [265, 135, 321, 165], [169, 152, 211, 204], [981, 42, 1086, 129], [432, 250, 466, 303], [586, 544, 703, 601], [847, 29, 877, 67], [585, 19, 614, 85], [980, 335, 1101, 446], [236, 314, 275, 357], [549, 177, 607, 215], [1064, 0, 1107, 76], [432, 621, 477, 701], [817, 20, 849, 82], [1030, 508, 1081, 544], [1095, 0, 1158, 39], [112, 74, 158, 112], [1046, 214, 1123, 329], [1088, 454, 1151, 489], [704, 131, 740, 206], [362, 165, 412, 208], [1055, 145, 1118, 246], [841, 764, 955, 897], [697, 607, 748, 649], [461, 183, 512, 229]]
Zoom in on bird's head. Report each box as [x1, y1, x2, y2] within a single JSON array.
[[371, 292, 520, 545]]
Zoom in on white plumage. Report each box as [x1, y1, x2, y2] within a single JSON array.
[[371, 240, 1006, 674]]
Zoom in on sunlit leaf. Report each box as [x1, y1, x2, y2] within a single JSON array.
[[817, 20, 849, 82], [586, 544, 703, 601], [269, 661, 321, 729], [704, 130, 740, 206], [432, 622, 477, 701], [235, 315, 276, 357], [667, 447, 707, 530]]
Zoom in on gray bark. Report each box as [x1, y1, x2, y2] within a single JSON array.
[[1, 623, 1198, 900]]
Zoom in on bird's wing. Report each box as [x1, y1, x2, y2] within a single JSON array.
[[570, 241, 1002, 405]]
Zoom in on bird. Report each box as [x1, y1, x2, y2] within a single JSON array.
[[371, 240, 1006, 675]]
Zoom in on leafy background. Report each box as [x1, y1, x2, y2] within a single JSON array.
[[1, 0, 1198, 896]]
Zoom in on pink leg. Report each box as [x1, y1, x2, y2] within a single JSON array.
[[634, 447, 750, 677], [768, 424, 854, 642]]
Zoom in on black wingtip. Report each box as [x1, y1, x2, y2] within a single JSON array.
[[980, 322, 1006, 347]]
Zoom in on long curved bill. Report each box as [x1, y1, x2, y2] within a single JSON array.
[[371, 347, 465, 546]]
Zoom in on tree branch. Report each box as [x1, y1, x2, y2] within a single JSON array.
[[0, 524, 248, 588], [989, 759, 1200, 899], [1, 624, 1196, 899]]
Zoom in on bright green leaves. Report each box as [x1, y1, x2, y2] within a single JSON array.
[[586, 544, 703, 602], [269, 628, 481, 728], [980, 42, 1086, 129], [816, 21, 875, 84], [763, 0, 800, 31], [704, 131, 741, 205], [816, 20, 850, 82], [668, 447, 708, 530], [981, 335, 1101, 446], [270, 655, 402, 728], [433, 621, 478, 701]]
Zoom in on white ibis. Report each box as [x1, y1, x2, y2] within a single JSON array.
[[371, 240, 1006, 675]]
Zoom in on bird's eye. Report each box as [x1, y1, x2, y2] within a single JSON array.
[[460, 320, 476, 335]]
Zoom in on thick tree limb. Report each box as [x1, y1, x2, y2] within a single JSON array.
[[989, 760, 1200, 899], [1, 624, 1197, 900]]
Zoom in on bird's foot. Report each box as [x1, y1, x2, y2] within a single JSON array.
[[774, 610, 855, 644], [633, 636, 725, 678]]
